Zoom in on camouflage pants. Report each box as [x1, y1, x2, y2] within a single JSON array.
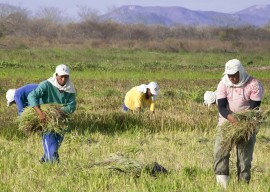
[[213, 126, 256, 183]]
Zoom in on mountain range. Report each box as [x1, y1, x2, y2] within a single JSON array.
[[1, 3, 270, 27], [100, 5, 270, 27]]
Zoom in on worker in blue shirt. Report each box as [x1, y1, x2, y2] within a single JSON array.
[[6, 84, 38, 116]]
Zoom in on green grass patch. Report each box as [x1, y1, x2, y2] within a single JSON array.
[[1, 47, 270, 191]]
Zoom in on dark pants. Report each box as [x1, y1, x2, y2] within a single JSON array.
[[41, 131, 64, 163], [214, 126, 256, 183], [122, 103, 129, 112]]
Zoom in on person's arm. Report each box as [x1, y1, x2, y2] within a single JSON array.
[[249, 79, 263, 110], [28, 82, 45, 107], [62, 93, 76, 114], [218, 98, 237, 124], [250, 100, 261, 110], [150, 102, 155, 114], [27, 82, 46, 122], [33, 106, 46, 123]]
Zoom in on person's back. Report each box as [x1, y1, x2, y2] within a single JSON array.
[[124, 86, 153, 111], [123, 82, 159, 113], [6, 84, 38, 116]]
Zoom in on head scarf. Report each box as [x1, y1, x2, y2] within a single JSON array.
[[6, 89, 16, 106], [47, 73, 76, 93], [137, 84, 156, 101], [221, 60, 250, 88], [204, 91, 216, 107], [147, 82, 159, 96], [138, 84, 147, 93]]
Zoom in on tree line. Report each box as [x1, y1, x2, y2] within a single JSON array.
[[1, 5, 270, 52]]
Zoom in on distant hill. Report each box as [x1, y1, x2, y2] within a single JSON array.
[[1, 3, 270, 27], [234, 5, 270, 26], [100, 5, 270, 27]]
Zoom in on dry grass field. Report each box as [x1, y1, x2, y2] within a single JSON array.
[[0, 46, 270, 191]]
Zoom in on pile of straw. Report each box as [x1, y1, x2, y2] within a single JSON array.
[[94, 152, 144, 176], [220, 108, 270, 152], [93, 152, 168, 177], [19, 104, 70, 135]]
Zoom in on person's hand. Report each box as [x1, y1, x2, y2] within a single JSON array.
[[38, 111, 46, 124], [33, 106, 46, 124], [227, 114, 237, 125], [135, 107, 141, 113]]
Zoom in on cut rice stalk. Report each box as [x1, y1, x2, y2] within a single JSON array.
[[18, 104, 70, 135], [219, 109, 269, 153]]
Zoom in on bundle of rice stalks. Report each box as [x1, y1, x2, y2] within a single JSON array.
[[93, 152, 144, 176], [92, 152, 168, 177], [220, 108, 270, 152], [19, 104, 70, 135]]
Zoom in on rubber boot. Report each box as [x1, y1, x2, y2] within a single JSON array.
[[216, 175, 229, 189]]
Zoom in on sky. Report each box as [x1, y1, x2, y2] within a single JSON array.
[[1, 0, 270, 17]]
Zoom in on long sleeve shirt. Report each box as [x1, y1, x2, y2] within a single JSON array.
[[15, 84, 38, 116], [27, 80, 76, 114], [124, 86, 155, 112], [216, 77, 263, 126]]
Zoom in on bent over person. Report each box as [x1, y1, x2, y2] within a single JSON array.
[[214, 59, 264, 189], [204, 90, 217, 107], [123, 82, 159, 113], [6, 84, 38, 116], [28, 64, 76, 163]]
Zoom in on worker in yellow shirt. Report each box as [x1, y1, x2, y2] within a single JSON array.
[[123, 82, 159, 113]]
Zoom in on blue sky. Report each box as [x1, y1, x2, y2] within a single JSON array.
[[1, 0, 270, 16]]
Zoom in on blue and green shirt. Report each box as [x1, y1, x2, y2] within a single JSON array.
[[27, 80, 76, 114]]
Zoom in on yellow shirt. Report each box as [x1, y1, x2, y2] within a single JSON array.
[[124, 86, 155, 111]]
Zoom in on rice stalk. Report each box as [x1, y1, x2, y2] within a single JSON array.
[[18, 104, 70, 135], [220, 108, 270, 153]]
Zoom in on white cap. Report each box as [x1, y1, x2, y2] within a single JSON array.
[[147, 82, 159, 96], [204, 91, 216, 107], [223, 59, 243, 75], [6, 89, 16, 106], [55, 64, 70, 76]]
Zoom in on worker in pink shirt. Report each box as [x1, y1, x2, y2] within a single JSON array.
[[213, 59, 264, 189]]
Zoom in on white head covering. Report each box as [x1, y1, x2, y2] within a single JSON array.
[[221, 59, 250, 88], [55, 64, 70, 76], [147, 82, 159, 96], [138, 84, 147, 93], [204, 91, 216, 107], [6, 89, 16, 106], [138, 82, 159, 101], [47, 64, 76, 93]]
